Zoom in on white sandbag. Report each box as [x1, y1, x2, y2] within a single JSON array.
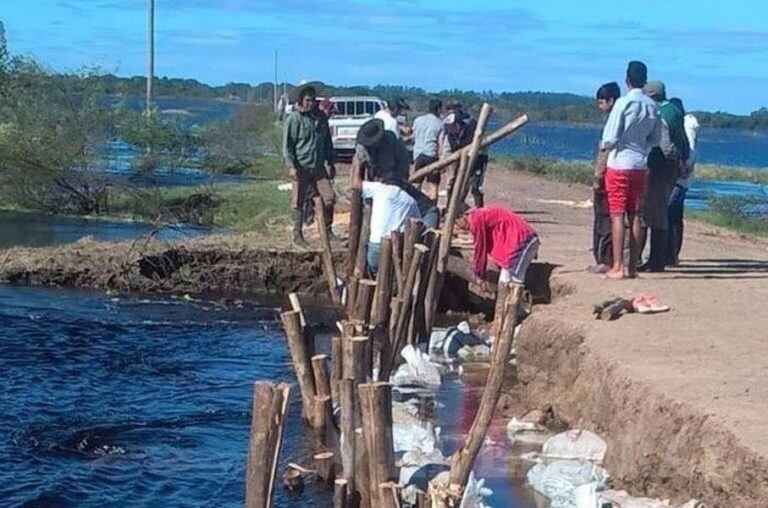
[[542, 429, 607, 464], [506, 417, 553, 445], [526, 459, 609, 508], [393, 421, 441, 454], [391, 345, 442, 388], [600, 489, 706, 508], [574, 482, 600, 508], [459, 471, 493, 508]]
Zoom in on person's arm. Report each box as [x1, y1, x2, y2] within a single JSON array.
[[282, 114, 298, 179], [593, 149, 609, 189], [322, 117, 336, 179], [470, 217, 488, 282], [659, 120, 677, 160], [600, 101, 625, 151]]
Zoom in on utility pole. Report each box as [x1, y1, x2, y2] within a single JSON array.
[[146, 0, 155, 114], [273, 49, 278, 113]]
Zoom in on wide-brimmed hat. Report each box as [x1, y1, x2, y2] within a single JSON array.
[[289, 80, 324, 104], [357, 118, 385, 147], [388, 97, 410, 112]]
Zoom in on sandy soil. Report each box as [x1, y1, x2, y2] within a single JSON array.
[[483, 166, 768, 506]]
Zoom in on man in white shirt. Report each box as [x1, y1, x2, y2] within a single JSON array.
[[361, 180, 421, 273], [375, 98, 410, 140], [411, 98, 444, 201], [599, 60, 662, 279]]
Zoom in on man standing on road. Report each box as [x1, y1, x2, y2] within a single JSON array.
[[599, 61, 661, 279], [282, 83, 337, 250], [590, 82, 621, 273], [640, 81, 688, 272], [411, 98, 444, 201], [354, 118, 438, 230]]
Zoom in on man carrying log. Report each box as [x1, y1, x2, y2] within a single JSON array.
[[454, 205, 539, 289], [282, 82, 337, 250], [354, 118, 438, 229]]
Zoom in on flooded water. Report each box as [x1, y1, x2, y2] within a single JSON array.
[[0, 286, 329, 507], [0, 210, 212, 249]]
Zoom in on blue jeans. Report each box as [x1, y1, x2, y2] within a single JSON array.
[[666, 184, 687, 265], [366, 242, 381, 276]]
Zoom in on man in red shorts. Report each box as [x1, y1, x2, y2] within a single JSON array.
[[598, 61, 662, 279]]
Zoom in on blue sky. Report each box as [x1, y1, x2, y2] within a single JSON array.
[[2, 0, 767, 113]]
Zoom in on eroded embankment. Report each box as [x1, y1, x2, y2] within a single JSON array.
[[514, 312, 768, 506], [0, 234, 341, 296]]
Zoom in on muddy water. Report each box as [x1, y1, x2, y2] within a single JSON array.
[[0, 285, 539, 507], [0, 286, 329, 507]]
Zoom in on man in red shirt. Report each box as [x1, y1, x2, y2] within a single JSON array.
[[455, 205, 539, 287]]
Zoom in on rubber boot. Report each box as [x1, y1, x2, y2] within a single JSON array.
[[291, 209, 310, 250]]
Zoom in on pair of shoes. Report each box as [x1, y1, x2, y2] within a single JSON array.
[[637, 263, 664, 273], [631, 294, 671, 314]]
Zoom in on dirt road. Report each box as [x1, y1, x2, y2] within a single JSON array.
[[484, 166, 768, 505]]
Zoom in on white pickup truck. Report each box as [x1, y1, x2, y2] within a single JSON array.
[[327, 96, 387, 158]]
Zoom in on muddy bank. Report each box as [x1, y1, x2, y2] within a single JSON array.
[[0, 233, 341, 296], [513, 313, 768, 506]]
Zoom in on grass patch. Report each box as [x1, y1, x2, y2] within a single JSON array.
[[108, 180, 290, 232], [493, 156, 593, 185], [690, 195, 768, 237]]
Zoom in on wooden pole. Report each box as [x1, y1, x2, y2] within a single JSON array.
[[359, 382, 396, 508], [371, 236, 393, 327], [311, 354, 331, 398], [353, 278, 377, 328], [334, 478, 350, 508], [314, 196, 341, 305], [459, 103, 493, 202], [280, 310, 316, 420], [288, 292, 307, 329], [342, 336, 369, 384], [401, 219, 424, 279], [245, 382, 291, 508], [355, 427, 372, 508], [330, 336, 342, 406], [347, 154, 364, 279], [409, 113, 529, 183], [448, 284, 524, 490], [379, 482, 402, 508], [390, 244, 428, 371], [348, 203, 372, 315], [491, 282, 510, 339], [314, 451, 336, 484], [390, 231, 405, 296]]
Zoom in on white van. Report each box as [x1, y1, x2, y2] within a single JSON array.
[[328, 96, 387, 158]]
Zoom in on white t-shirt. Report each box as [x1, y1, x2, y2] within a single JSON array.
[[361, 181, 420, 244], [678, 114, 700, 187], [601, 88, 662, 170], [374, 109, 400, 139]]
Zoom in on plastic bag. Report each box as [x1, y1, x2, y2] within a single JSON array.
[[526, 460, 609, 508], [600, 490, 706, 508], [506, 417, 552, 445], [542, 430, 607, 464], [391, 345, 442, 388], [393, 421, 441, 454]]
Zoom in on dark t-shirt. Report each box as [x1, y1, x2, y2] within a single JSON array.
[[356, 131, 411, 185]]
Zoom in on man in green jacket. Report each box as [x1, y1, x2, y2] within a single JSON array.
[[283, 83, 336, 249]]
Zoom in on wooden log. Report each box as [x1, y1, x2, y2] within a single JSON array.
[[359, 382, 396, 507], [245, 382, 291, 508], [347, 160, 364, 279], [339, 379, 356, 485], [314, 196, 342, 305], [353, 278, 377, 328], [311, 354, 331, 398], [390, 231, 405, 296], [342, 336, 369, 382], [409, 113, 529, 183], [379, 482, 401, 508], [334, 478, 350, 508], [402, 218, 425, 279], [390, 244, 428, 371], [491, 281, 510, 339], [330, 336, 342, 405], [314, 451, 336, 484], [355, 427, 371, 508], [422, 230, 442, 335], [312, 394, 333, 437], [288, 292, 307, 328], [280, 310, 315, 420], [372, 236, 394, 327], [448, 284, 523, 490], [459, 103, 493, 202], [281, 467, 303, 492], [445, 253, 498, 289], [348, 203, 372, 315]]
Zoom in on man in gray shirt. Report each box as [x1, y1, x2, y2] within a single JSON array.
[[411, 99, 444, 201]]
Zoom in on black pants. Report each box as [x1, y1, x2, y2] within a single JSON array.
[[592, 188, 612, 266], [468, 153, 489, 208], [646, 227, 667, 271]]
